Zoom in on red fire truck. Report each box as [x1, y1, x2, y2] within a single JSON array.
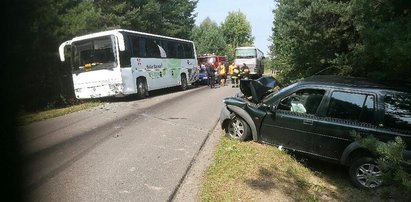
[[197, 54, 228, 68]]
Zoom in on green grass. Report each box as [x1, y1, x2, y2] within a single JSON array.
[[17, 101, 103, 125], [199, 135, 411, 202]]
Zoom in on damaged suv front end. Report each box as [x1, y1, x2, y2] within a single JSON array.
[[220, 76, 281, 141]]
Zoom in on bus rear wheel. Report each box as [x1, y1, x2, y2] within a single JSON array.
[[180, 74, 188, 91], [137, 78, 148, 99]]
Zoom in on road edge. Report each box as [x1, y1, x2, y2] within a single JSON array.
[[169, 119, 222, 202]]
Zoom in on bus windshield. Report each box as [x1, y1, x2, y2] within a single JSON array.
[[235, 49, 256, 59], [72, 36, 116, 72]]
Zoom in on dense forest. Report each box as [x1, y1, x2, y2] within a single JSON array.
[[271, 0, 411, 84]]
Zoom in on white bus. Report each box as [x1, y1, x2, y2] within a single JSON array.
[[59, 29, 198, 99], [234, 46, 265, 77]]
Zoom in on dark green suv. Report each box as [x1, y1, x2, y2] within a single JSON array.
[[220, 75, 411, 189]]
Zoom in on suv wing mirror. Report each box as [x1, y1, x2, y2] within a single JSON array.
[[270, 104, 277, 112]]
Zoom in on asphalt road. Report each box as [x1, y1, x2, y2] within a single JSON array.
[[18, 84, 239, 202]]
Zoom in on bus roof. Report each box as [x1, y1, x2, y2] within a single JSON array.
[[235, 46, 257, 50], [71, 29, 194, 43], [235, 46, 264, 56]]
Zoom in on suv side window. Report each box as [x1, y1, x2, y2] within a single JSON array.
[[384, 94, 411, 131], [327, 91, 375, 123], [278, 89, 325, 115]]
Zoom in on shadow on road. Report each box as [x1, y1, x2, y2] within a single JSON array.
[[97, 84, 206, 103]]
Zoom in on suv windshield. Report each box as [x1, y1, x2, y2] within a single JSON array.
[[71, 36, 116, 73], [261, 82, 297, 103]]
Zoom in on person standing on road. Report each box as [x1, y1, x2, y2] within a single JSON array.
[[217, 62, 226, 87], [241, 63, 250, 79], [231, 65, 240, 88], [206, 63, 216, 88], [224, 61, 229, 86], [229, 62, 235, 85]]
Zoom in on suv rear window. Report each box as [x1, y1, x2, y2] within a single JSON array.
[[327, 91, 375, 123], [384, 94, 411, 131]]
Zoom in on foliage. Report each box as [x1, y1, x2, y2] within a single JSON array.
[[271, 0, 354, 82], [221, 11, 255, 61], [157, 0, 198, 39], [350, 0, 411, 81], [355, 135, 411, 191], [17, 101, 103, 125], [200, 136, 409, 201], [271, 0, 411, 83], [192, 11, 255, 61], [221, 11, 254, 47], [191, 17, 227, 55]]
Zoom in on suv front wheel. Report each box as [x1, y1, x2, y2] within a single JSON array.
[[226, 115, 251, 141], [349, 157, 383, 189]]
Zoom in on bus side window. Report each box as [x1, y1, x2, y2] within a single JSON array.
[[166, 41, 177, 58], [157, 40, 167, 58], [118, 35, 131, 67], [139, 38, 146, 57], [145, 38, 160, 58], [183, 43, 194, 59], [130, 36, 141, 57], [176, 43, 184, 59]]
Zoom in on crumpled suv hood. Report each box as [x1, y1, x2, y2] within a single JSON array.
[[239, 76, 280, 103]]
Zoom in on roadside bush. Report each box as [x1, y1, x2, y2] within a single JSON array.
[[355, 134, 411, 191]]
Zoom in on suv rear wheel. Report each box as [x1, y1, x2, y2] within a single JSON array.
[[226, 115, 251, 141], [349, 157, 383, 189]]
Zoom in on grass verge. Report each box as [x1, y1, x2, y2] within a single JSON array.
[[199, 135, 411, 202], [17, 101, 103, 125]]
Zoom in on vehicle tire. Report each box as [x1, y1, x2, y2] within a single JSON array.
[[349, 156, 383, 189], [136, 78, 148, 99], [180, 74, 188, 91], [226, 114, 251, 141], [193, 80, 198, 88]]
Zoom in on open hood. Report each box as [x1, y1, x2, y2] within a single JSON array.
[[240, 76, 280, 103]]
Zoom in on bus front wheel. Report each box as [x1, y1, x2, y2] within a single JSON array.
[[137, 78, 148, 99]]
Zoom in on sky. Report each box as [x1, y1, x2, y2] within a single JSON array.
[[194, 0, 277, 56]]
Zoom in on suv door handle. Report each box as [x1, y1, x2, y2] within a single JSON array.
[[303, 119, 313, 125]]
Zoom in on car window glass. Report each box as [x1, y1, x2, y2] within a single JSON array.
[[145, 38, 160, 58], [278, 89, 325, 115], [327, 91, 375, 123], [183, 43, 194, 58], [384, 94, 411, 131], [130, 36, 141, 57], [360, 95, 375, 123]]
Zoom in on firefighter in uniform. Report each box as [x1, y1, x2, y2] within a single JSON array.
[[231, 65, 240, 88]]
